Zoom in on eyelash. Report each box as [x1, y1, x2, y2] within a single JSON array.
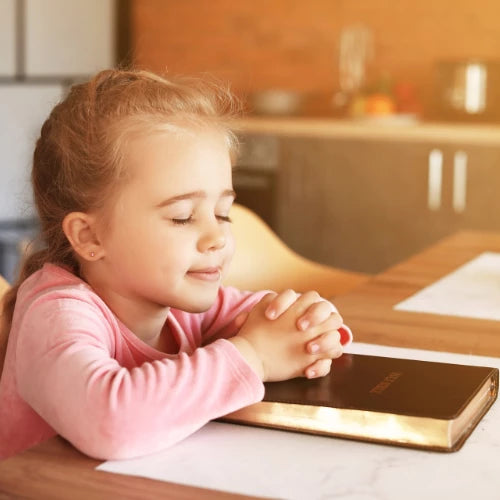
[[171, 215, 233, 225]]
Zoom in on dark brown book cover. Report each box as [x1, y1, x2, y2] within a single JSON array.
[[222, 353, 499, 452]]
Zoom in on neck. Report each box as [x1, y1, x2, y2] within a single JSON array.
[[82, 266, 170, 346]]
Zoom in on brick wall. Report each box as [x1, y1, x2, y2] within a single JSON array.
[[130, 0, 500, 116]]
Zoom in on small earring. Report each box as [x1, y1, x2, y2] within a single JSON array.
[[90, 251, 95, 258]]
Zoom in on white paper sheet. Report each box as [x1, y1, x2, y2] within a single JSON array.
[[394, 251, 500, 320], [97, 343, 500, 500]]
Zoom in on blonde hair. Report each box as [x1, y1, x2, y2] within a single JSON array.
[[0, 68, 242, 373]]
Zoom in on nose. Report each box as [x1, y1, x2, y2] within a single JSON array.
[[197, 218, 227, 253]]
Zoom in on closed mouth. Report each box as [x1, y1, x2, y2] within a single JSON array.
[[186, 267, 221, 282]]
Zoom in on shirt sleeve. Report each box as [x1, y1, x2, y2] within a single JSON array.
[[15, 296, 264, 460]]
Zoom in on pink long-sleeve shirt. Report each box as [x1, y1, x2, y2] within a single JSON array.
[[0, 264, 352, 461]]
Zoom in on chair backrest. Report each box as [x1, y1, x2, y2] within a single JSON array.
[[0, 275, 10, 377], [224, 204, 369, 299]]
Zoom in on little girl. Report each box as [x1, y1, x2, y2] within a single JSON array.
[[0, 69, 351, 460]]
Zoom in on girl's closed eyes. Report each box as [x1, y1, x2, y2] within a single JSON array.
[[171, 214, 232, 225]]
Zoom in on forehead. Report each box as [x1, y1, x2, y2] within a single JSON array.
[[122, 127, 233, 195]]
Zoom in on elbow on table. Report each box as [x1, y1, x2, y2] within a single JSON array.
[[66, 418, 158, 461]]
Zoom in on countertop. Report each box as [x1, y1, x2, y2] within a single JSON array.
[[235, 116, 500, 145]]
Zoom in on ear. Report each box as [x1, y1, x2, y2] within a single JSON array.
[[62, 212, 104, 261]]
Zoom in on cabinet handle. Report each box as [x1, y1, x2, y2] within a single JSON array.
[[452, 151, 468, 213], [427, 149, 443, 211]]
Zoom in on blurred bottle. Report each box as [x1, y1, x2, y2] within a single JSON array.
[[333, 25, 374, 114]]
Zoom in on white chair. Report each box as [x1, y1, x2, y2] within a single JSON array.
[[224, 204, 370, 298]]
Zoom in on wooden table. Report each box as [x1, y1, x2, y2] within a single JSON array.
[[335, 230, 500, 357], [1, 230, 499, 499], [0, 433, 259, 500]]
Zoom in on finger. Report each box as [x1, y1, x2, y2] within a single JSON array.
[[306, 330, 342, 355], [297, 310, 344, 336], [264, 289, 299, 320], [243, 292, 278, 322], [290, 290, 323, 320], [233, 311, 249, 330], [297, 300, 343, 331], [304, 358, 333, 379], [253, 292, 278, 312]]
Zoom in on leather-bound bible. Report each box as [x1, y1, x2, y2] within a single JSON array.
[[222, 354, 498, 452]]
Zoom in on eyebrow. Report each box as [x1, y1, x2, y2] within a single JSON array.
[[156, 189, 236, 208]]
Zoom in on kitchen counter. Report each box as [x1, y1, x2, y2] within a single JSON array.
[[235, 116, 500, 145]]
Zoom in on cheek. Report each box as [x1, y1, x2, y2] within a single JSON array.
[[157, 230, 194, 266]]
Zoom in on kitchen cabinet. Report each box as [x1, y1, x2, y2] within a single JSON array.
[[0, 0, 117, 281], [0, 84, 65, 220], [457, 145, 500, 229], [24, 0, 115, 77], [0, 0, 16, 77], [274, 134, 500, 273], [0, 83, 64, 281]]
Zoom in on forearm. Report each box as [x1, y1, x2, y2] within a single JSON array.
[[18, 339, 264, 459]]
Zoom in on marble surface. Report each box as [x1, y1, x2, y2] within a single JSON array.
[[98, 343, 500, 500]]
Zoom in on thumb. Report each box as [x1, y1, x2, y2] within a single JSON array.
[[232, 311, 250, 330], [253, 292, 277, 311], [233, 293, 275, 330]]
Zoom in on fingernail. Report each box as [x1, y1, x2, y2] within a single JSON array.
[[299, 319, 309, 330], [309, 343, 319, 353], [267, 309, 276, 319], [307, 369, 316, 378]]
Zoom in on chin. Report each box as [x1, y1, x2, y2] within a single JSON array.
[[180, 301, 215, 314], [176, 291, 219, 314]]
